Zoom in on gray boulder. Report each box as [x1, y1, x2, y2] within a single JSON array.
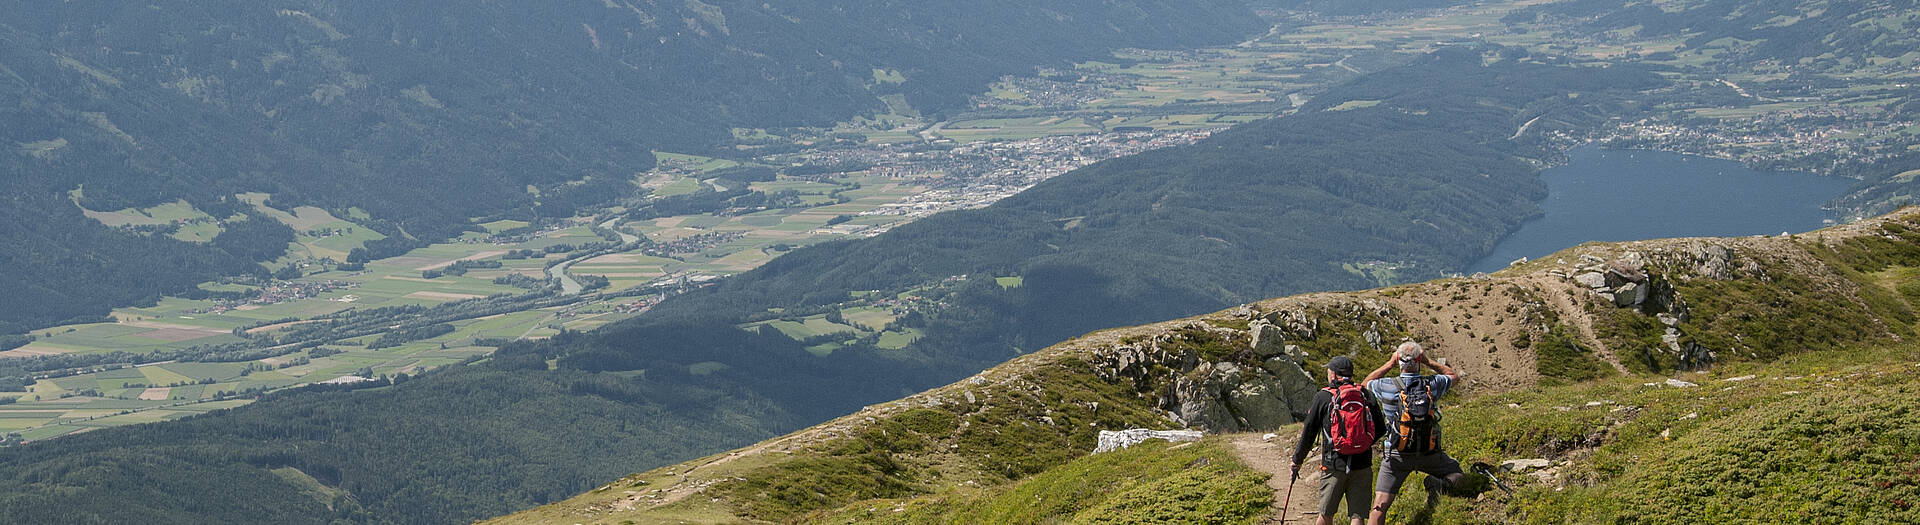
[[1227, 376, 1295, 430], [1613, 282, 1648, 307], [1249, 320, 1287, 358], [1264, 357, 1320, 417], [1574, 272, 1608, 289], [1173, 375, 1239, 432]]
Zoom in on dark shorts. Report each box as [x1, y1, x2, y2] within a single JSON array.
[[1318, 467, 1373, 519], [1374, 452, 1464, 494]]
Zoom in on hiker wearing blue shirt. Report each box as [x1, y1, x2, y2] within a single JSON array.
[[1362, 341, 1464, 525]]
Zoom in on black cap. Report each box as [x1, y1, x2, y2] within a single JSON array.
[[1325, 356, 1355, 378]]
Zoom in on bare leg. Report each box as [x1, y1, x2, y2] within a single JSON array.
[[1317, 515, 1335, 525], [1367, 491, 1395, 525]]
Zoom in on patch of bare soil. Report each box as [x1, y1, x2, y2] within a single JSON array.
[[1228, 431, 1325, 524]]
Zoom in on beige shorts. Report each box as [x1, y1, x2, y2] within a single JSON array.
[[1318, 466, 1374, 520]]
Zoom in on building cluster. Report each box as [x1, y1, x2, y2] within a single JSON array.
[[644, 231, 745, 257], [194, 279, 358, 314], [838, 129, 1216, 236], [1604, 105, 1917, 172], [973, 75, 1114, 109]]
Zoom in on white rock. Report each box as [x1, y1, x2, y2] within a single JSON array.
[[1262, 433, 1278, 442], [1501, 458, 1550, 471], [1093, 429, 1205, 453], [1722, 375, 1756, 382], [1573, 272, 1608, 289], [1664, 378, 1698, 388]]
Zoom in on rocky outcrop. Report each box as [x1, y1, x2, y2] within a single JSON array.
[[1089, 320, 1319, 433]]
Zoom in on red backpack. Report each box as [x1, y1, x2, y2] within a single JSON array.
[[1325, 382, 1378, 455]]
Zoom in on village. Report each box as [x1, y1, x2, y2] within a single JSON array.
[[790, 128, 1218, 236], [1603, 104, 1918, 174], [193, 279, 360, 315]]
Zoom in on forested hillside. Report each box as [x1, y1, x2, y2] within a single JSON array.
[[0, 0, 1262, 332]]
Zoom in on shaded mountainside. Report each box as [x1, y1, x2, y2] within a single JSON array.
[[0, 0, 1262, 332], [493, 208, 1920, 524]]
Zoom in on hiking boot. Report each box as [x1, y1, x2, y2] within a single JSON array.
[[1423, 475, 1447, 505]]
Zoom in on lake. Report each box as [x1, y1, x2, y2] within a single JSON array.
[[1467, 147, 1854, 274]]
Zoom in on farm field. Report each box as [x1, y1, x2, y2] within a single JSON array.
[[1, 307, 553, 441], [11, 168, 959, 440]]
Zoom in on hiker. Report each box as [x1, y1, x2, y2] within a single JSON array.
[[1289, 356, 1385, 525], [1363, 341, 1464, 525]]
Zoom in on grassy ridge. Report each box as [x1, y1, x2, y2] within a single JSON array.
[[816, 439, 1270, 525], [1411, 345, 1920, 524]]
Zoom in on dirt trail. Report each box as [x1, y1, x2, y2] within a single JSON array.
[[1228, 432, 1326, 524]]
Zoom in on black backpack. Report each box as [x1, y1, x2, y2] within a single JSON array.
[[1393, 377, 1441, 454]]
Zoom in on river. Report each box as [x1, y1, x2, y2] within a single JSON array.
[[1467, 147, 1854, 274]]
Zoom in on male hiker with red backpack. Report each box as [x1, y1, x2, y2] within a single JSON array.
[[1289, 356, 1385, 525], [1363, 341, 1464, 525]]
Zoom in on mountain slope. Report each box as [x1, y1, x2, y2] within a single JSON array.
[[0, 0, 1263, 332], [492, 208, 1920, 524], [0, 44, 1668, 525]]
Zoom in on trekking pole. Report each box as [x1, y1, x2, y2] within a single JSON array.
[[1278, 467, 1298, 523], [1470, 462, 1515, 497]]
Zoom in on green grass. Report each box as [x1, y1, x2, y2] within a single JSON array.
[[1326, 99, 1383, 111], [478, 219, 529, 233], [875, 329, 922, 350], [687, 361, 729, 376], [820, 439, 1270, 524], [871, 68, 907, 85], [840, 307, 898, 331], [1422, 344, 1920, 524], [757, 318, 860, 339], [1534, 326, 1613, 385], [652, 176, 703, 197], [692, 355, 1185, 523]]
